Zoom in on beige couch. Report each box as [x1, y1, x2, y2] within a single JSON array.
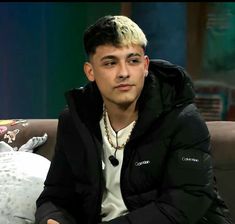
[[0, 119, 234, 221]]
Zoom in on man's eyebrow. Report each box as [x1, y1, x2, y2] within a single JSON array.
[[127, 53, 142, 58], [100, 55, 116, 61], [100, 53, 142, 61]]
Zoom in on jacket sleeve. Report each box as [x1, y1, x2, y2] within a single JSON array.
[[35, 110, 79, 224], [106, 106, 215, 224]]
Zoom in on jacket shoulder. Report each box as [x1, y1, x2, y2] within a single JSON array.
[[57, 107, 76, 131]]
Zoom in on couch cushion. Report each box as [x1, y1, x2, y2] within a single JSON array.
[[0, 151, 50, 223]]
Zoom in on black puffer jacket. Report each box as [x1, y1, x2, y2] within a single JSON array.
[[35, 60, 232, 224]]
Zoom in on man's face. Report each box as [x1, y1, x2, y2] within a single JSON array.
[[84, 44, 149, 108]]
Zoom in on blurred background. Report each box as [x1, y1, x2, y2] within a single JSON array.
[[1, 2, 235, 120]]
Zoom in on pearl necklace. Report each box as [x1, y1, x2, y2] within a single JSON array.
[[103, 108, 136, 150]]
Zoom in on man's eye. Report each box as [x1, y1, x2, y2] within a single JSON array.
[[129, 59, 140, 64], [104, 61, 116, 66]]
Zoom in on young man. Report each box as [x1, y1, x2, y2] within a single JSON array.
[[35, 15, 232, 224]]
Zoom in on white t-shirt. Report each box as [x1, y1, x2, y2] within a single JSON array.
[[100, 113, 136, 222]]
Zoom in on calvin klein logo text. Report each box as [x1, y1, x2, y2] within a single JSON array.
[[182, 157, 199, 163], [135, 160, 150, 166]]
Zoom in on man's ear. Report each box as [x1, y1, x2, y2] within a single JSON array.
[[84, 62, 95, 81], [144, 55, 150, 77]]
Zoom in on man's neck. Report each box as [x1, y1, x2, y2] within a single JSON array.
[[104, 104, 138, 132]]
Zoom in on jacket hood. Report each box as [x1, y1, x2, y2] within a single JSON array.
[[142, 59, 195, 112], [65, 59, 195, 130]]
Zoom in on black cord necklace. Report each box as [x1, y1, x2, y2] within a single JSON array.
[[103, 108, 136, 166]]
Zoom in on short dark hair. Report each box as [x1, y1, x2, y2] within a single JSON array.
[[83, 15, 147, 58]]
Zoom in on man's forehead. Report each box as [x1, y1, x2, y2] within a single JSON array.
[[93, 45, 144, 59]]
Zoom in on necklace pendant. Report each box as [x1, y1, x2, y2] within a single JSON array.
[[103, 108, 136, 151]]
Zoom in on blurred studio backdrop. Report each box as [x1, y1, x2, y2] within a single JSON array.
[[1, 2, 235, 121]]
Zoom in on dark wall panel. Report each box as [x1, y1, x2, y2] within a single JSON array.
[[131, 3, 187, 67]]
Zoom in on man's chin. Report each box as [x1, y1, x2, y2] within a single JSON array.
[[116, 100, 137, 108]]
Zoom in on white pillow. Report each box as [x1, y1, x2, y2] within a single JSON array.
[[0, 151, 50, 224]]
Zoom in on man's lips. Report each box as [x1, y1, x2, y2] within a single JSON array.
[[115, 84, 134, 91]]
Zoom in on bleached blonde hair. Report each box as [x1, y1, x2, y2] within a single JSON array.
[[114, 15, 147, 48], [84, 15, 147, 57]]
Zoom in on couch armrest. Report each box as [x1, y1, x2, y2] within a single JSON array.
[[206, 121, 235, 222], [0, 119, 58, 161]]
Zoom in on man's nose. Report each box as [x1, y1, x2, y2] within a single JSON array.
[[117, 64, 129, 79]]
